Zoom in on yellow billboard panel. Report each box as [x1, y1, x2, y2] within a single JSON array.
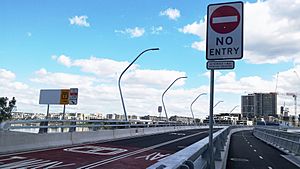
[[60, 89, 70, 104]]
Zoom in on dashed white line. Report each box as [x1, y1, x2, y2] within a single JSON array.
[[250, 145, 252, 147], [259, 155, 263, 159], [254, 149, 257, 152], [268, 166, 273, 169]]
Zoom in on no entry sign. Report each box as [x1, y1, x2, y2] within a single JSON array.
[[206, 1, 243, 60]]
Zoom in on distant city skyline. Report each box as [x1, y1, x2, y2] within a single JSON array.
[[1, 0, 300, 119]]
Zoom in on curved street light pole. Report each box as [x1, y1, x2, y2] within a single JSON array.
[[190, 93, 207, 124], [230, 105, 239, 113], [162, 76, 188, 122], [212, 100, 224, 124], [118, 48, 159, 121], [228, 105, 239, 125], [213, 100, 224, 108]]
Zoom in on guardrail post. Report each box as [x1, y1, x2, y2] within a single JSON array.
[[38, 121, 49, 133], [69, 121, 76, 132], [214, 139, 222, 161], [202, 149, 210, 169]]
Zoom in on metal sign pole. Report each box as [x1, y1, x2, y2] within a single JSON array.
[[61, 104, 66, 133], [46, 104, 50, 119], [62, 104, 66, 120], [209, 69, 215, 169]]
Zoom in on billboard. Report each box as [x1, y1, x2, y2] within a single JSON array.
[[39, 88, 78, 105]]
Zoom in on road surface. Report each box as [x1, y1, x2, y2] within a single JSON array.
[[226, 130, 299, 169], [0, 128, 216, 169]]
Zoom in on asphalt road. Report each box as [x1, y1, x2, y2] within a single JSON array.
[[0, 128, 216, 169], [226, 130, 299, 169]]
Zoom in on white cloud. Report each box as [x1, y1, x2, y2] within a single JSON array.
[[35, 68, 48, 76], [0, 69, 16, 80], [115, 27, 145, 38], [191, 41, 206, 51], [180, 0, 300, 64], [4, 61, 300, 119], [73, 56, 135, 78], [160, 8, 181, 20], [27, 67, 195, 118], [53, 55, 72, 67], [31, 68, 97, 88], [27, 32, 32, 37], [52, 55, 187, 88], [179, 20, 206, 37], [125, 69, 187, 88], [51, 55, 57, 60], [69, 15, 90, 27], [151, 26, 163, 34], [0, 68, 32, 110]]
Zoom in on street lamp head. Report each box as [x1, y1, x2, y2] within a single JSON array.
[[151, 48, 160, 51]]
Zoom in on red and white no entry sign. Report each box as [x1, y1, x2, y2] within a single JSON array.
[[206, 1, 243, 61], [210, 6, 240, 34]]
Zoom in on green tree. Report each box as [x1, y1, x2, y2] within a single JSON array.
[[0, 97, 16, 122]]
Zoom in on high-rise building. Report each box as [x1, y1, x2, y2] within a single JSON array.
[[241, 93, 277, 119]]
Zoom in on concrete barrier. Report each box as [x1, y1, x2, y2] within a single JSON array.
[[129, 128, 144, 136], [71, 130, 114, 144], [0, 131, 72, 153], [0, 126, 210, 154]]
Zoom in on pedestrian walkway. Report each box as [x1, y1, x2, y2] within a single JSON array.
[[226, 130, 299, 169]]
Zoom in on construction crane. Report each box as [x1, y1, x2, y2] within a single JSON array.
[[276, 92, 298, 117], [275, 72, 299, 118]]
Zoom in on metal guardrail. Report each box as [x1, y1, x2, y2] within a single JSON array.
[[0, 119, 197, 133], [148, 126, 246, 169], [148, 126, 252, 169], [253, 127, 300, 155]]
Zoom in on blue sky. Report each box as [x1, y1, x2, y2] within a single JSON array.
[[1, 0, 300, 119]]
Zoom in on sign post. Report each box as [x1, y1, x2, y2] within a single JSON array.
[[206, 2, 243, 169], [158, 106, 162, 121]]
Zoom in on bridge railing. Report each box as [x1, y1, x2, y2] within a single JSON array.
[[0, 119, 201, 133], [148, 125, 252, 169], [253, 126, 300, 155]]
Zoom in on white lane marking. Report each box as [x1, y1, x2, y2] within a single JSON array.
[[64, 146, 128, 155], [254, 149, 257, 152], [0, 158, 75, 169], [259, 155, 263, 159], [169, 133, 186, 136], [0, 156, 27, 162], [268, 166, 273, 169], [77, 130, 209, 169], [212, 16, 238, 24], [0, 159, 43, 168], [177, 145, 186, 149], [135, 152, 170, 161], [230, 158, 249, 162], [250, 145, 252, 147]]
